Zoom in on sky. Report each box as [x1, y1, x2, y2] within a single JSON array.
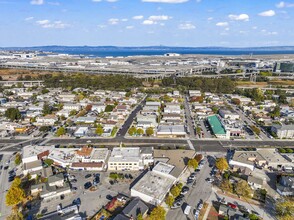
[[0, 0, 293, 47]]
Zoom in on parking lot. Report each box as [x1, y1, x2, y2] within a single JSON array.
[[30, 170, 141, 218]]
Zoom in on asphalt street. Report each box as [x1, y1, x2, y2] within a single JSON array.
[[167, 158, 213, 220]]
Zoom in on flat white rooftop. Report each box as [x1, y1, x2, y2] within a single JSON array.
[[108, 147, 141, 163]]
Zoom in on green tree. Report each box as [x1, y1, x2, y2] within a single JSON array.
[[270, 106, 281, 118], [220, 180, 233, 193], [137, 213, 143, 220], [170, 185, 181, 197], [137, 128, 144, 136], [14, 153, 22, 166], [6, 179, 25, 206], [231, 98, 241, 106], [69, 110, 77, 116], [96, 126, 104, 136], [128, 126, 137, 136], [105, 105, 114, 112], [39, 126, 50, 132], [187, 159, 198, 170], [56, 127, 66, 136], [146, 127, 154, 136], [165, 195, 175, 207], [5, 108, 21, 121], [276, 199, 294, 220], [235, 180, 253, 198], [215, 157, 229, 173], [44, 158, 54, 166], [41, 88, 49, 94], [42, 102, 52, 115], [196, 127, 202, 136], [249, 214, 259, 220], [250, 125, 261, 135], [149, 206, 166, 220]]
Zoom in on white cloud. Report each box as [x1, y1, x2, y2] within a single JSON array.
[[258, 10, 275, 17], [126, 26, 134, 29], [36, 20, 50, 25], [228, 14, 249, 21], [207, 17, 213, 21], [142, 0, 189, 3], [30, 0, 44, 5], [36, 20, 69, 28], [132, 15, 144, 20], [25, 17, 34, 21], [148, 15, 172, 21], [48, 1, 60, 5], [97, 24, 107, 28], [92, 0, 102, 2], [121, 18, 128, 22], [276, 1, 294, 8], [106, 0, 118, 2], [142, 20, 156, 25], [108, 18, 119, 25], [178, 23, 195, 30], [216, 22, 228, 27]]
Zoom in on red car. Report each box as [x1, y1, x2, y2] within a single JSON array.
[[228, 203, 237, 209]]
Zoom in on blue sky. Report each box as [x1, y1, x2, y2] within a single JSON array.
[[0, 0, 293, 47]]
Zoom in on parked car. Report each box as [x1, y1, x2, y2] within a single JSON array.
[[106, 195, 113, 200], [72, 198, 81, 206], [85, 174, 92, 178], [171, 202, 181, 209], [84, 182, 92, 189], [228, 203, 237, 209], [70, 179, 77, 183], [181, 186, 189, 194]]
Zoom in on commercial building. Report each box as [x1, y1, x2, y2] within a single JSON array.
[[157, 125, 186, 138], [271, 124, 294, 139], [131, 162, 177, 205], [207, 115, 230, 139], [229, 149, 293, 171], [108, 147, 153, 171]]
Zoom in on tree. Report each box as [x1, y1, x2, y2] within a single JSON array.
[[56, 127, 66, 136], [39, 126, 50, 132], [137, 213, 143, 220], [270, 106, 281, 118], [276, 199, 294, 220], [105, 105, 114, 112], [128, 126, 137, 136], [14, 153, 22, 166], [6, 178, 25, 206], [249, 214, 259, 220], [41, 88, 49, 94], [5, 108, 21, 121], [165, 195, 175, 207], [170, 185, 181, 197], [42, 102, 52, 115], [235, 180, 253, 198], [215, 157, 229, 173], [96, 126, 104, 136], [149, 206, 166, 220], [44, 158, 54, 166], [69, 110, 77, 116], [146, 127, 154, 136], [220, 180, 233, 193], [187, 159, 198, 170], [137, 128, 144, 136], [250, 125, 261, 135], [194, 154, 203, 162], [231, 98, 241, 106]]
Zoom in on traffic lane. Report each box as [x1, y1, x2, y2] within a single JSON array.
[[184, 96, 196, 138], [118, 97, 146, 137], [0, 154, 13, 218]]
